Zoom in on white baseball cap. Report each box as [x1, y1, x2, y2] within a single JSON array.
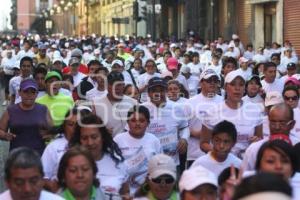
[[225, 70, 245, 84], [180, 66, 191, 74], [239, 57, 249, 64], [265, 91, 284, 107], [232, 34, 239, 40], [199, 68, 219, 81], [179, 166, 218, 193], [148, 154, 176, 180], [170, 43, 177, 48], [228, 43, 235, 48], [52, 57, 63, 64], [111, 59, 124, 67]]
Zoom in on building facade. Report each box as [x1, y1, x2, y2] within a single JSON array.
[[17, 0, 37, 32]]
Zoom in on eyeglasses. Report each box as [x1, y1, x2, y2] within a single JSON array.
[[151, 177, 175, 184], [284, 96, 299, 101]]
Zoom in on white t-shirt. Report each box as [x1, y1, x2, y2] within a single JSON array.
[[261, 79, 284, 94], [224, 51, 238, 59], [203, 63, 222, 76], [157, 63, 168, 73], [16, 49, 35, 60], [175, 74, 189, 92], [142, 101, 189, 164], [203, 101, 263, 158], [242, 95, 264, 114], [137, 72, 161, 103], [130, 68, 142, 84], [96, 154, 128, 196], [187, 93, 223, 161], [291, 172, 300, 200], [187, 62, 202, 77], [1, 57, 16, 75], [281, 56, 298, 68], [242, 135, 300, 171], [291, 108, 300, 140], [114, 131, 161, 194], [93, 95, 137, 137], [41, 135, 68, 180], [252, 54, 268, 63], [243, 51, 255, 60], [122, 70, 134, 85], [190, 152, 241, 177], [86, 89, 107, 101], [9, 75, 33, 104], [0, 190, 64, 200], [72, 72, 87, 87], [186, 75, 200, 97], [236, 67, 252, 81]]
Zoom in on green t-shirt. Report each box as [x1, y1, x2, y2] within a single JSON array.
[[36, 93, 74, 127]]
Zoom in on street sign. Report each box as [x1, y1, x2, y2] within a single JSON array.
[[112, 17, 130, 24]]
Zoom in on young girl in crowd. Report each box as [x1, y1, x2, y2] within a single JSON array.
[[114, 105, 161, 195]]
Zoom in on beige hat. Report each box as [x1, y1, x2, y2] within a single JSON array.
[[148, 154, 176, 180]]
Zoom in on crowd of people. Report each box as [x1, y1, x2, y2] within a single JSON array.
[[0, 33, 299, 200]]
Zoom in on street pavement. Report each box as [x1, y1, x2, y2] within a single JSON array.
[[0, 84, 9, 192]]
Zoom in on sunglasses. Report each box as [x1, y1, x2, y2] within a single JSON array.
[[151, 177, 175, 184], [204, 78, 219, 83], [284, 96, 299, 101]]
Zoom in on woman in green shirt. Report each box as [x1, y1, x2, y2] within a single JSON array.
[[57, 146, 105, 200]]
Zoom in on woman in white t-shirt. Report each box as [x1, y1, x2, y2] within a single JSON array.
[[242, 75, 264, 113], [137, 59, 161, 103], [42, 107, 92, 192], [201, 70, 263, 158], [114, 105, 161, 196], [69, 114, 129, 199], [167, 80, 189, 104]]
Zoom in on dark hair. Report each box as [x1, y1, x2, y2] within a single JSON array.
[[246, 43, 253, 48], [218, 167, 239, 186], [127, 105, 150, 123], [283, 85, 299, 98], [263, 62, 277, 71], [87, 60, 101, 68], [62, 74, 74, 85], [222, 57, 237, 69], [163, 51, 172, 57], [255, 140, 297, 176], [271, 53, 281, 60], [232, 172, 292, 200], [95, 66, 109, 75], [70, 114, 124, 164], [124, 84, 140, 97], [107, 71, 124, 85], [145, 59, 157, 68], [293, 143, 300, 172], [20, 56, 33, 68], [57, 145, 99, 188], [36, 63, 47, 69], [5, 147, 43, 180], [33, 66, 47, 78], [212, 120, 237, 143], [246, 76, 262, 89], [192, 52, 199, 57]]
